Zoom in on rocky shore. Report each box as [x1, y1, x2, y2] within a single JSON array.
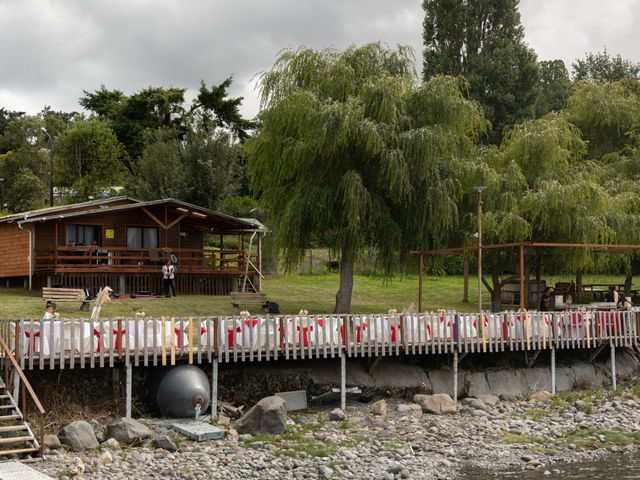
[[31, 381, 640, 480]]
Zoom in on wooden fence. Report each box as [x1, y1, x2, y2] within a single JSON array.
[[1, 309, 638, 371]]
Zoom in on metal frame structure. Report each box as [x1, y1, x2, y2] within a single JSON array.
[[412, 242, 640, 312]]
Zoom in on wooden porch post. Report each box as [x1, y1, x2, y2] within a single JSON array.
[[418, 253, 424, 313], [257, 233, 262, 292]]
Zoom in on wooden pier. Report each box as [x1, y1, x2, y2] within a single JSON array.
[[1, 308, 638, 430], [3, 309, 637, 370]]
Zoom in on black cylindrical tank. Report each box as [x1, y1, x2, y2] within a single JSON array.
[[151, 365, 211, 418]]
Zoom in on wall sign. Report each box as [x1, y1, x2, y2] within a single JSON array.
[[105, 228, 115, 239]]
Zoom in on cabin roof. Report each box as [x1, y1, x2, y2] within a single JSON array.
[[0, 198, 263, 232], [0, 196, 138, 224]]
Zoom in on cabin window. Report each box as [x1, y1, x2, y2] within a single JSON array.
[[66, 224, 101, 246], [127, 227, 159, 249]]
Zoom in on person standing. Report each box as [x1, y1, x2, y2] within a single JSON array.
[[43, 301, 57, 319], [539, 287, 553, 311], [605, 286, 618, 304], [162, 260, 176, 297]]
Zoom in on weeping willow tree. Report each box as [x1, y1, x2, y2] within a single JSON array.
[[460, 113, 595, 311], [510, 114, 617, 300], [568, 79, 640, 293], [598, 144, 640, 294], [247, 43, 485, 312], [567, 80, 640, 159]]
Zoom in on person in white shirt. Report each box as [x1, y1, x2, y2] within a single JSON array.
[[43, 301, 57, 320], [162, 260, 176, 297]]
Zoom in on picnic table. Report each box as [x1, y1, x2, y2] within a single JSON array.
[[582, 284, 639, 300]]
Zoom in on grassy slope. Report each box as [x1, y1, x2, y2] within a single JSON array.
[[0, 273, 629, 319]]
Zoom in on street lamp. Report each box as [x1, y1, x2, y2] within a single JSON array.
[[475, 186, 485, 313], [41, 128, 54, 207]]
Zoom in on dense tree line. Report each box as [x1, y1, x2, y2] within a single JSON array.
[[0, 78, 256, 215]]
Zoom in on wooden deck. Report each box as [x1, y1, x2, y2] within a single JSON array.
[[3, 309, 638, 371]]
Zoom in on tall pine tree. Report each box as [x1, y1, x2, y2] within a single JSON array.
[[422, 0, 539, 143]]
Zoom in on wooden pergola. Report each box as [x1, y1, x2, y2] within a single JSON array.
[[412, 242, 640, 312]]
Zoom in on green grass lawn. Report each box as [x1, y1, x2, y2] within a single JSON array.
[[0, 272, 631, 319]]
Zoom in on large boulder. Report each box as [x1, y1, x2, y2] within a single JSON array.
[[44, 434, 61, 450], [154, 435, 178, 452], [461, 397, 486, 411], [479, 394, 500, 407], [419, 394, 456, 415], [329, 408, 345, 421], [371, 400, 387, 417], [58, 420, 99, 452], [232, 396, 287, 435], [529, 391, 553, 403], [106, 418, 151, 445]]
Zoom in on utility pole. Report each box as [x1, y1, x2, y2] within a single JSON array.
[[475, 186, 485, 312]]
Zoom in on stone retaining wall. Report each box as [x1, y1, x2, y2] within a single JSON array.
[[23, 349, 640, 416]]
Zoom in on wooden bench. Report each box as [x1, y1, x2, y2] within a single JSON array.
[[229, 292, 268, 315], [42, 287, 90, 311]]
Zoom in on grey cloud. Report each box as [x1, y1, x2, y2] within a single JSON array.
[[0, 0, 638, 119]]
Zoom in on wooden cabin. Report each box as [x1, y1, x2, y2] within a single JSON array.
[[0, 197, 264, 295]]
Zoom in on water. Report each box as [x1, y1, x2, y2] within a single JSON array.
[[462, 455, 640, 479]]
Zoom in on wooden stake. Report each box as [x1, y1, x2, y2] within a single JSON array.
[[188, 317, 194, 365], [170, 318, 176, 366], [161, 316, 167, 367]]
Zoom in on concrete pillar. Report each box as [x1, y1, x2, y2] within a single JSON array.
[[611, 340, 617, 390], [340, 353, 346, 411], [211, 359, 218, 418], [550, 347, 556, 394], [453, 350, 459, 403], [125, 364, 132, 418]]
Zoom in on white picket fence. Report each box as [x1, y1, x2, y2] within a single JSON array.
[[2, 308, 638, 370]]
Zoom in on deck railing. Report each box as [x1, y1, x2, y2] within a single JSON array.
[[34, 247, 259, 275], [2, 309, 639, 370]]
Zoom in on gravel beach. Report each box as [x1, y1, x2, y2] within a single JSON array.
[[32, 385, 640, 480]]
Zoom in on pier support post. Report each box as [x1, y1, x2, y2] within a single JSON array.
[[610, 340, 617, 390], [125, 363, 132, 418], [453, 349, 458, 403], [340, 351, 346, 411], [550, 347, 556, 394], [211, 358, 219, 417]]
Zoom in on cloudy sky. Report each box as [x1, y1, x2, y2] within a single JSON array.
[[1, 0, 639, 119]]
